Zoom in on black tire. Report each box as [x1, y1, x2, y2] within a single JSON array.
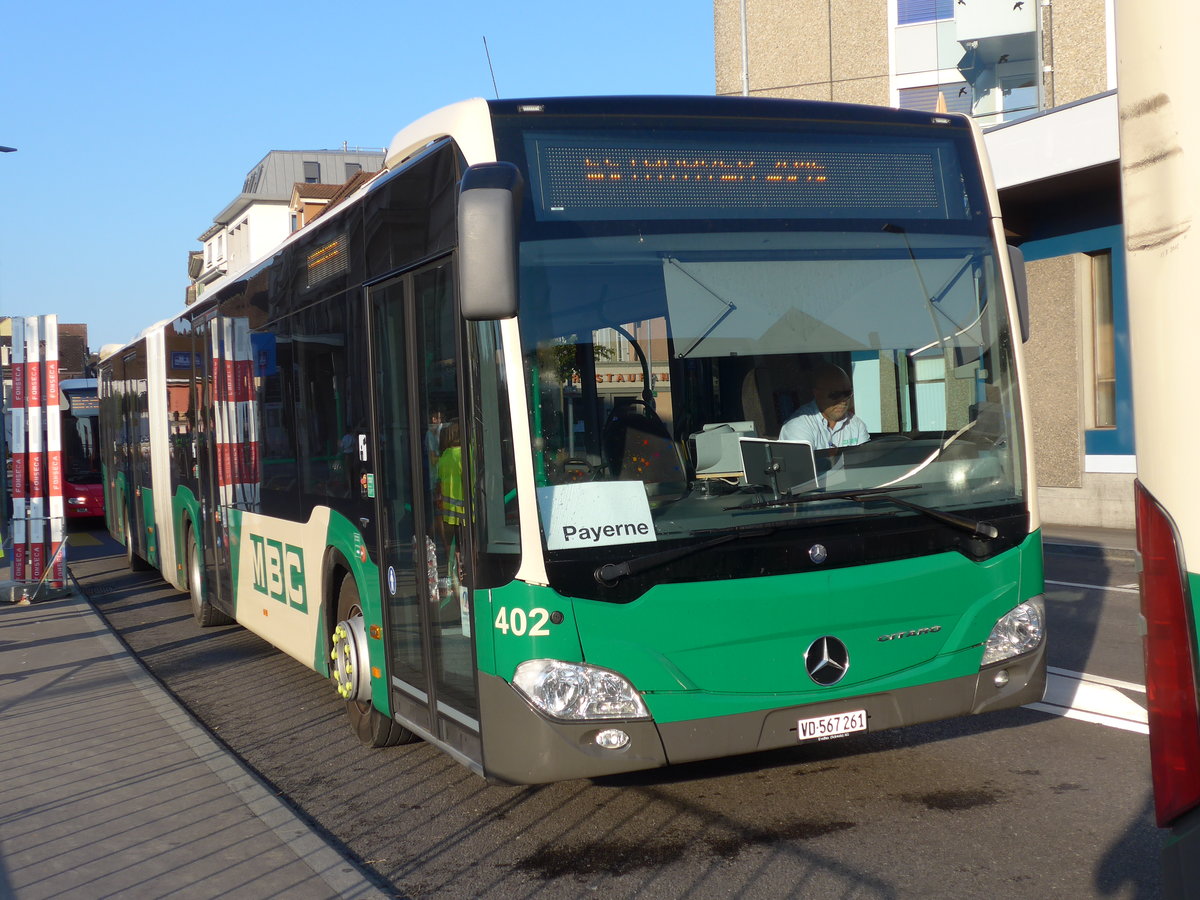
[[124, 514, 151, 572], [335, 575, 419, 747], [187, 526, 234, 627]]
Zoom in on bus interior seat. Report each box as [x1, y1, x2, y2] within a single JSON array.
[[741, 364, 806, 437], [602, 399, 688, 499]]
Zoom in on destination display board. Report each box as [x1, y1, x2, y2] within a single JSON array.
[[524, 130, 969, 222]]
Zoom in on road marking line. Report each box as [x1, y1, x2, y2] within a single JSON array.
[[1047, 666, 1145, 694], [1026, 669, 1149, 734], [1047, 579, 1139, 594]]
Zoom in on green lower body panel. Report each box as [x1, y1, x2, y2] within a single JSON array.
[[478, 640, 1046, 784]]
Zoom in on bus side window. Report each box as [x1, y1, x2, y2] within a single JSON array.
[[293, 301, 353, 502]]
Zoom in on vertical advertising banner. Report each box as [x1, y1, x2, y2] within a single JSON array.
[[8, 315, 67, 589], [10, 319, 26, 582]]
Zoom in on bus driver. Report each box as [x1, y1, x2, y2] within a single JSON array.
[[778, 362, 870, 450]]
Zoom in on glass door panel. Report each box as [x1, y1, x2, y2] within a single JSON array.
[[371, 262, 479, 738], [413, 265, 479, 722], [371, 279, 429, 702]]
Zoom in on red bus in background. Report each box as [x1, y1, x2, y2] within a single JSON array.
[[60, 378, 104, 519]]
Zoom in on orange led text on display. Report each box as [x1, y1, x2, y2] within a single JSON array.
[[579, 156, 829, 184]]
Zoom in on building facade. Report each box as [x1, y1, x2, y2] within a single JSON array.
[[190, 148, 385, 303], [715, 0, 1130, 527]]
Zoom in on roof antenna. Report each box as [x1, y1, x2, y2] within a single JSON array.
[[482, 36, 500, 99]]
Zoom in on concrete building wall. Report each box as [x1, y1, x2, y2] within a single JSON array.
[[247, 204, 291, 265], [1018, 225, 1133, 528], [718, 1, 1112, 112], [1045, 0, 1111, 106], [1024, 255, 1083, 490], [715, 0, 887, 104]]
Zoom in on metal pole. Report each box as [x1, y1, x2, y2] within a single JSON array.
[[45, 315, 65, 590], [740, 0, 751, 96], [27, 315, 44, 583]]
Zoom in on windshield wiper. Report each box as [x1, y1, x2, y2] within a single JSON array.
[[733, 484, 998, 539], [594, 524, 775, 587], [857, 491, 999, 539], [731, 484, 921, 511]]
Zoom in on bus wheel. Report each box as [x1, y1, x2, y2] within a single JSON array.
[[124, 515, 150, 572], [332, 575, 418, 747], [187, 527, 233, 627]]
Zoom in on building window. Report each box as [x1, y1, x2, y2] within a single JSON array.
[[304, 161, 321, 183], [898, 0, 954, 25], [999, 72, 1039, 123], [898, 83, 972, 115], [345, 162, 361, 180], [1089, 251, 1116, 428]]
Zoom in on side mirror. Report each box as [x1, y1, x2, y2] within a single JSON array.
[[458, 162, 524, 321], [1008, 244, 1030, 342]]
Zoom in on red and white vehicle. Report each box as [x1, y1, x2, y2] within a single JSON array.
[[60, 378, 104, 519]]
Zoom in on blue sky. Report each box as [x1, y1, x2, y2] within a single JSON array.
[[0, 2, 715, 353]]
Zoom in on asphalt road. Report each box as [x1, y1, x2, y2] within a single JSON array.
[[66, 526, 1161, 899]]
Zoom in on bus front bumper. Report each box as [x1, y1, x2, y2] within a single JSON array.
[[478, 642, 1046, 785]]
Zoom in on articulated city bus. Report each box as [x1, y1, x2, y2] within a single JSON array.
[[1117, 5, 1200, 893], [99, 96, 1046, 783]]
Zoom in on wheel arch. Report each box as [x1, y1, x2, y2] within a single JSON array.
[[321, 541, 392, 719], [322, 546, 355, 649], [172, 487, 203, 586]]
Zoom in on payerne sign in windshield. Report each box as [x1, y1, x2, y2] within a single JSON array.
[[536, 482, 657, 551]]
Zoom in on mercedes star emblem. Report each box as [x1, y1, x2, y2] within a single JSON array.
[[805, 635, 850, 686]]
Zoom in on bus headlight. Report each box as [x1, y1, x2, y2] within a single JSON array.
[[512, 659, 650, 721], [981, 596, 1045, 666]]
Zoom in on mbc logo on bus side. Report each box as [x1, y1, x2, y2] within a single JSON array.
[[249, 534, 307, 612]]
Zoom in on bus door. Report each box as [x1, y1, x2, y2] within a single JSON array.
[[118, 348, 151, 560], [369, 261, 481, 757]]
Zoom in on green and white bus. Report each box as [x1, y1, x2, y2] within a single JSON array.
[[100, 96, 1046, 784], [1117, 3, 1200, 891]]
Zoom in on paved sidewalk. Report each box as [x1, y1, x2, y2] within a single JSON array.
[[0, 587, 390, 900]]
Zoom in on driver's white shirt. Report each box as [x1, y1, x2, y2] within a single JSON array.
[[778, 401, 870, 449]]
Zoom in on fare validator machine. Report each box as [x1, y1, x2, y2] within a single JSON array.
[[689, 422, 818, 499]]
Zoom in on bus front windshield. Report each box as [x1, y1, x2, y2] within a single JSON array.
[[519, 227, 1026, 573]]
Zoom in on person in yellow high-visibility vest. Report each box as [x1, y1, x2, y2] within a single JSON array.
[[436, 421, 464, 528], [434, 421, 464, 605]]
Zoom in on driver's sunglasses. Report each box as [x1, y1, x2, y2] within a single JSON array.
[[824, 389, 853, 402]]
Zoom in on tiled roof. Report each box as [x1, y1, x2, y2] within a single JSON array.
[[308, 170, 375, 224], [292, 183, 343, 201]]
